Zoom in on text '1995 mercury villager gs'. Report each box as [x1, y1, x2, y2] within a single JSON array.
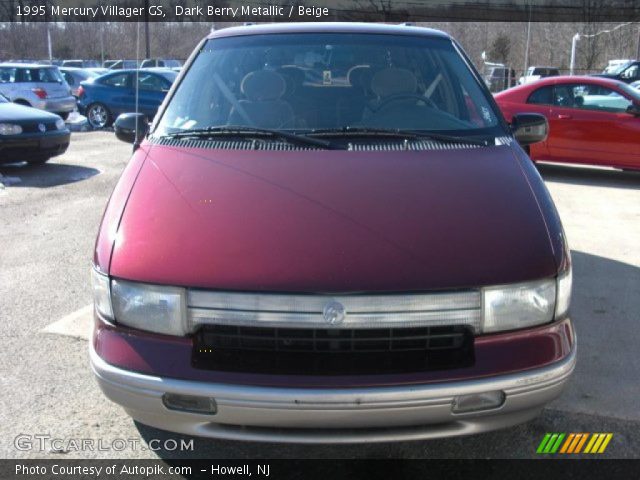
[[90, 23, 575, 443]]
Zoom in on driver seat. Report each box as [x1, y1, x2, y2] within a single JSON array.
[[364, 67, 419, 115], [228, 70, 296, 129]]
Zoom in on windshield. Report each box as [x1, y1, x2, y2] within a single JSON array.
[[610, 62, 633, 75], [155, 33, 501, 138], [617, 82, 640, 102], [155, 70, 178, 83]]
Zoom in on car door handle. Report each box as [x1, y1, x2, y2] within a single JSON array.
[[557, 114, 572, 119]]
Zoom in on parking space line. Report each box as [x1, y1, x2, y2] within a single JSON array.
[[41, 304, 93, 341]]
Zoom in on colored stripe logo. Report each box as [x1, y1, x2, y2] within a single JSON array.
[[536, 433, 612, 454], [536, 433, 613, 454]]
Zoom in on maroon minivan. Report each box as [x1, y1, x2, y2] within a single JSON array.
[[91, 23, 575, 443]]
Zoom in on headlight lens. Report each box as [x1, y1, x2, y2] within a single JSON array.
[[482, 278, 556, 333], [111, 279, 187, 336], [91, 268, 113, 319], [55, 118, 65, 130], [0, 123, 23, 135]]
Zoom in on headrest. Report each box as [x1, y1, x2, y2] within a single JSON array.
[[241, 70, 286, 102], [370, 68, 417, 97]]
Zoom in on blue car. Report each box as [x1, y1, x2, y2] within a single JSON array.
[[78, 69, 177, 129]]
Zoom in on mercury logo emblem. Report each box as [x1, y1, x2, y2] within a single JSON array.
[[323, 301, 346, 326], [38, 123, 46, 133]]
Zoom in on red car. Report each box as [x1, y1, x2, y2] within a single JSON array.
[[91, 23, 575, 443], [495, 76, 640, 170]]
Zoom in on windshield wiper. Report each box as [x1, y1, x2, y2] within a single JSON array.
[[159, 125, 342, 150], [309, 127, 490, 146]]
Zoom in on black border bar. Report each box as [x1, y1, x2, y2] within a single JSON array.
[[1, 0, 640, 22], [3, 459, 640, 480]]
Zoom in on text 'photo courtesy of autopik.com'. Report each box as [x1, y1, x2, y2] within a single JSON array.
[[0, 0, 639, 478]]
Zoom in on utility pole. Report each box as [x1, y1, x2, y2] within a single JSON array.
[[636, 25, 640, 59], [523, 20, 531, 81], [144, 0, 150, 59]]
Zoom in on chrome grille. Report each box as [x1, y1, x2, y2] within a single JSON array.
[[187, 290, 481, 332]]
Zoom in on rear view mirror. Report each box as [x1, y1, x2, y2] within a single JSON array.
[[511, 113, 548, 145], [114, 113, 148, 145]]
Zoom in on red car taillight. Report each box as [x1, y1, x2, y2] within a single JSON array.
[[77, 85, 85, 98], [32, 88, 47, 99]]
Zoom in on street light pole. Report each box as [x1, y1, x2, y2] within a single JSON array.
[[570, 33, 580, 76]]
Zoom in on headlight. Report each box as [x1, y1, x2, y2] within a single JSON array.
[[91, 268, 113, 319], [55, 118, 65, 130], [555, 266, 572, 318], [482, 278, 556, 333], [111, 279, 187, 336], [0, 123, 23, 135]]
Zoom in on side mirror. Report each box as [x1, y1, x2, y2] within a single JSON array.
[[511, 113, 548, 145], [114, 113, 148, 145], [625, 103, 640, 116]]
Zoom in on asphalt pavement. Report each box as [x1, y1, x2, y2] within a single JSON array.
[[0, 132, 639, 460]]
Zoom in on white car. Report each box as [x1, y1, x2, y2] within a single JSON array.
[[0, 63, 76, 120], [518, 66, 560, 85]]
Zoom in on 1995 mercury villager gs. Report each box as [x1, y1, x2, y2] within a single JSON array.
[[90, 23, 575, 443]]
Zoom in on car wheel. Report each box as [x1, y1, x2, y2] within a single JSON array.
[[86, 103, 111, 129], [56, 112, 70, 121]]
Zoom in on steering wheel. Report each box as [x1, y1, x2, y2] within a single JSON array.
[[370, 94, 437, 112]]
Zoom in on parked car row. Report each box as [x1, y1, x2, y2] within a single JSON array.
[[51, 58, 183, 71], [0, 60, 179, 131]]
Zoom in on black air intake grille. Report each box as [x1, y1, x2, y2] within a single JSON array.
[[192, 325, 474, 375]]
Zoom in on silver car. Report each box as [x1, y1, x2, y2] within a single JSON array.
[[0, 63, 76, 119]]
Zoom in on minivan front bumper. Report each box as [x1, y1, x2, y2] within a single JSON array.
[[90, 320, 576, 443]]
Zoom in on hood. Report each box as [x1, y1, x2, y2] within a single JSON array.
[[0, 102, 61, 122], [109, 144, 558, 292]]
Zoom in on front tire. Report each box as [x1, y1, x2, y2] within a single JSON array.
[[86, 103, 111, 129]]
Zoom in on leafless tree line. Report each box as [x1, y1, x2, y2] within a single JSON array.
[[0, 21, 638, 75]]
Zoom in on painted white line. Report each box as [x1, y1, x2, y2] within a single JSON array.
[[41, 304, 93, 341]]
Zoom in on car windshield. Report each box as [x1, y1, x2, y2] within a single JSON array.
[[155, 33, 501, 139], [610, 62, 633, 75], [155, 70, 178, 83], [617, 82, 640, 102]]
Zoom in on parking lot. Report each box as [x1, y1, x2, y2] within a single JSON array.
[[0, 131, 639, 459]]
